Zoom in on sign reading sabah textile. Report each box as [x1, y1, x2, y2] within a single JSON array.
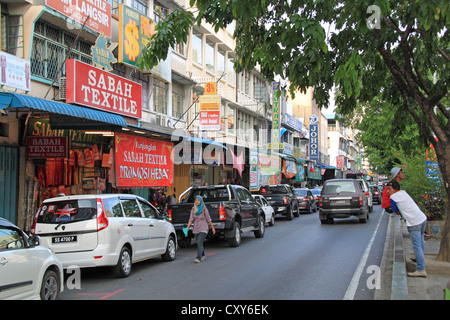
[[65, 59, 142, 119], [115, 133, 173, 187], [46, 0, 111, 38], [27, 136, 69, 159]]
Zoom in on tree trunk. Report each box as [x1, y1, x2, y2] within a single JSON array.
[[436, 144, 450, 262]]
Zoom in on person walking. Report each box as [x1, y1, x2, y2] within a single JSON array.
[[382, 166, 404, 213], [386, 180, 428, 277], [186, 196, 216, 263]]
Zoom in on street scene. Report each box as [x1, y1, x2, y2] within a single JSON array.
[[0, 0, 449, 307]]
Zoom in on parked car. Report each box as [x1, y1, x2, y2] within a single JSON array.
[[0, 218, 63, 300], [319, 179, 370, 224], [170, 185, 265, 248], [253, 194, 275, 226], [256, 184, 299, 220], [370, 185, 381, 204], [293, 188, 317, 213], [31, 194, 177, 278], [357, 179, 373, 212], [310, 188, 321, 201]]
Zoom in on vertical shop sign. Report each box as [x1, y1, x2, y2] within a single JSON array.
[[269, 82, 282, 150], [309, 124, 319, 160], [66, 59, 142, 119], [45, 0, 111, 38], [199, 95, 221, 131], [115, 133, 173, 187], [249, 150, 259, 191], [118, 4, 171, 82], [336, 156, 345, 169]]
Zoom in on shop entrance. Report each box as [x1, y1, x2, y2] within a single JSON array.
[[0, 146, 18, 224]]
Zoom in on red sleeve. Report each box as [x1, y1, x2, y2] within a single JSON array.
[[382, 187, 391, 208]]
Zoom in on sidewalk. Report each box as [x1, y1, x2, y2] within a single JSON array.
[[375, 214, 450, 300]]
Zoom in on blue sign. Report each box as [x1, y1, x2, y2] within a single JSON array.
[[309, 124, 319, 160], [283, 113, 302, 131]]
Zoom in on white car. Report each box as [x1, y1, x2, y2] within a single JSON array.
[[253, 195, 275, 226], [31, 194, 177, 278], [0, 218, 63, 300]]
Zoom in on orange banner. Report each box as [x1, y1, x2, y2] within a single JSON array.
[[115, 132, 173, 187]]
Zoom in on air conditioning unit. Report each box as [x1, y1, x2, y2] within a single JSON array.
[[58, 77, 66, 100]]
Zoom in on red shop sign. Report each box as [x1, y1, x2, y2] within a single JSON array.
[[27, 136, 69, 159], [115, 132, 173, 187], [46, 0, 112, 38], [66, 59, 142, 119]]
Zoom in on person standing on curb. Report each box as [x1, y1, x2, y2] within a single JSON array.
[[386, 180, 428, 277], [186, 196, 216, 263], [382, 166, 405, 213]]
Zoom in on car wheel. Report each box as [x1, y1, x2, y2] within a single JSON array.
[[227, 222, 241, 247], [113, 246, 132, 278], [254, 215, 265, 238], [359, 211, 369, 223], [268, 213, 275, 226], [286, 206, 294, 220], [162, 235, 176, 261], [40, 269, 60, 300]]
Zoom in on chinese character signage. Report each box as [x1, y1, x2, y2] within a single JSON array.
[[65, 59, 142, 119], [118, 4, 171, 83], [309, 124, 319, 160], [0, 51, 30, 91], [199, 95, 221, 131], [46, 0, 111, 38], [270, 82, 280, 149], [115, 132, 173, 187]]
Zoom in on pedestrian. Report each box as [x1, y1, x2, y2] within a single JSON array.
[[386, 180, 428, 277], [382, 166, 404, 213], [186, 196, 216, 263]]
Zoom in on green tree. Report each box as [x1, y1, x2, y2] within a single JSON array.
[[140, 1, 450, 261]]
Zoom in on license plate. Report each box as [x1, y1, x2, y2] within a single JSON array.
[[52, 236, 77, 243], [333, 200, 347, 205]]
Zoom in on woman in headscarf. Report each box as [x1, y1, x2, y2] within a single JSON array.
[[186, 195, 216, 263]]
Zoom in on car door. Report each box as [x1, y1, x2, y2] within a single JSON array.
[[0, 226, 39, 299], [137, 199, 168, 256], [120, 197, 153, 261], [237, 188, 258, 227]]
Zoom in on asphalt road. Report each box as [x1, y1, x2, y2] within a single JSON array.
[[59, 204, 389, 301]]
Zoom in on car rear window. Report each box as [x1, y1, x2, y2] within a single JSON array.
[[37, 199, 97, 224], [293, 189, 307, 196], [323, 181, 357, 194], [187, 188, 230, 202], [260, 186, 288, 194]]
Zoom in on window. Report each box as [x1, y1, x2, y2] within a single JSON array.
[[1, 14, 23, 56], [36, 199, 97, 223], [227, 57, 235, 85], [139, 200, 158, 219], [154, 4, 168, 23], [172, 92, 184, 119], [0, 226, 25, 250], [103, 197, 123, 218], [154, 79, 168, 114], [205, 40, 215, 73], [192, 31, 202, 65], [31, 20, 92, 82], [132, 0, 148, 16], [121, 199, 142, 217], [217, 48, 225, 76]]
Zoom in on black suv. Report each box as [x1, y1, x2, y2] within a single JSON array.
[[319, 179, 369, 224]]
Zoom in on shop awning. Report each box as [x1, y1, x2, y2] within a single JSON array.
[[0, 92, 128, 127], [316, 164, 338, 170]]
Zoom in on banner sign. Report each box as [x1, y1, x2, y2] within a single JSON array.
[[336, 155, 345, 169], [118, 4, 171, 82], [115, 133, 173, 187], [199, 95, 221, 131], [270, 82, 281, 149], [66, 59, 142, 119], [309, 124, 319, 160], [27, 136, 69, 159], [46, 0, 111, 38], [0, 51, 30, 91]]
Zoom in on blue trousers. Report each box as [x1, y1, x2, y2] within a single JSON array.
[[407, 221, 427, 271], [195, 232, 207, 260]]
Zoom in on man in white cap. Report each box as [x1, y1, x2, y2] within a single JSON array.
[[382, 166, 404, 213]]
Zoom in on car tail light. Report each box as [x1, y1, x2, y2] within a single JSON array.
[[167, 208, 172, 222], [375, 191, 379, 195], [30, 206, 41, 235], [318, 197, 322, 207], [303, 197, 308, 201], [96, 199, 109, 231], [219, 205, 226, 220], [364, 192, 369, 197], [359, 196, 363, 206], [283, 197, 288, 205]]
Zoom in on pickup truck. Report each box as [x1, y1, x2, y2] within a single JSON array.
[[169, 185, 265, 248], [255, 184, 299, 220]]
